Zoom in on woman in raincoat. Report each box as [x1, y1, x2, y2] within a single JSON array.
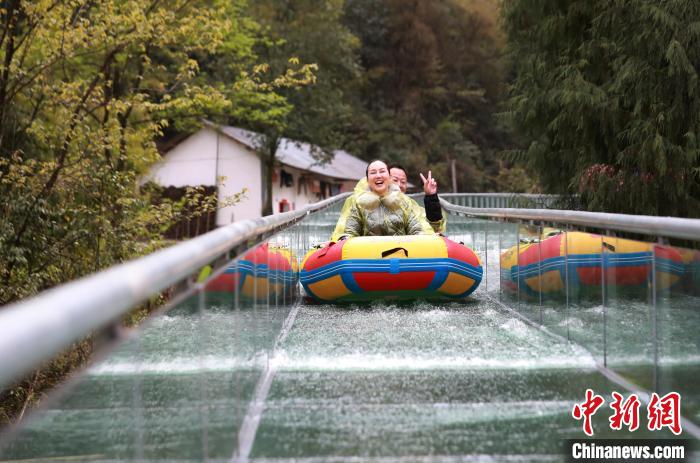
[[331, 160, 434, 241]]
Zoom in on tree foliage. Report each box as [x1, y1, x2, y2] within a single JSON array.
[[343, 0, 511, 192], [503, 0, 700, 216], [0, 0, 257, 304], [226, 0, 362, 215], [0, 0, 276, 423], [0, 0, 519, 421]]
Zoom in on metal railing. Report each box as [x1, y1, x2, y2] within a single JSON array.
[[3, 191, 697, 388], [0, 193, 350, 388], [438, 196, 700, 439], [439, 193, 572, 209], [439, 198, 700, 242]]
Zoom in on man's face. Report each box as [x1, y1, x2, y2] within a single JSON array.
[[390, 168, 408, 193], [367, 161, 391, 195]]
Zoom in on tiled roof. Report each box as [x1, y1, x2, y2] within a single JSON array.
[[209, 122, 367, 181]]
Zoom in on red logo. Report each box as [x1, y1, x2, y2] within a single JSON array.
[[609, 391, 641, 432], [647, 392, 682, 435], [572, 389, 605, 436], [572, 390, 682, 436]]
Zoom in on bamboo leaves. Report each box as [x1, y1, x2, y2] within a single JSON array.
[[503, 0, 700, 216]]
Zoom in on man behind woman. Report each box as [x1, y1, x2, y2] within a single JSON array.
[[331, 160, 435, 240], [388, 164, 445, 234]]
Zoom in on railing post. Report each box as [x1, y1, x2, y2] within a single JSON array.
[[601, 233, 607, 368], [564, 230, 570, 340], [652, 239, 659, 393]]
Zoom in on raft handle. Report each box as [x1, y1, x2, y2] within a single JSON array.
[[317, 242, 335, 257], [603, 242, 616, 252], [381, 247, 409, 258]]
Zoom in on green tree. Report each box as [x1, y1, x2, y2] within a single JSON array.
[[343, 0, 511, 192], [503, 0, 700, 216], [0, 0, 272, 424], [0, 0, 254, 304], [240, 0, 362, 215]]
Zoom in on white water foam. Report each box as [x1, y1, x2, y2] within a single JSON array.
[[271, 351, 596, 371], [499, 318, 530, 336], [607, 353, 700, 367], [87, 354, 261, 375], [88, 347, 599, 376], [583, 305, 604, 315], [560, 317, 585, 330]]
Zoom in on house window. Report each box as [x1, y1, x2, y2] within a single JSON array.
[[280, 169, 294, 188]]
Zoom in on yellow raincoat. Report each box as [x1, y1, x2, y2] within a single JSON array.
[[330, 179, 434, 241]]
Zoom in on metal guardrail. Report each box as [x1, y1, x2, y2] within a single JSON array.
[[439, 198, 700, 242], [0, 193, 350, 388], [3, 189, 697, 389], [439, 193, 569, 209]]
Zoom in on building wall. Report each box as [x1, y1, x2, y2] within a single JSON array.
[[214, 132, 262, 225], [341, 179, 359, 193], [271, 167, 361, 213], [145, 130, 218, 187], [144, 128, 263, 225], [272, 166, 319, 213], [145, 127, 364, 226]]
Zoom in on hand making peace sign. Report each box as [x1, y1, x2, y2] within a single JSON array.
[[420, 170, 438, 195]]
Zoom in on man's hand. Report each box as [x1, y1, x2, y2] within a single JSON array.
[[420, 170, 438, 195]]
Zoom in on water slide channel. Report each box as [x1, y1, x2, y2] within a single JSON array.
[[1, 200, 698, 462]]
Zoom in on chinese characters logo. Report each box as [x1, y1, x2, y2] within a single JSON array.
[[572, 389, 682, 436]]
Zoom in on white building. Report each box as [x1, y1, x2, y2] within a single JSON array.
[[144, 121, 367, 226]]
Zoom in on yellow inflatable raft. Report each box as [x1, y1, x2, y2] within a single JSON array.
[[300, 235, 482, 302], [500, 231, 684, 296]]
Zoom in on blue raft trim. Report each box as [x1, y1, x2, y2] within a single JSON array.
[[223, 261, 297, 285], [505, 252, 684, 296], [301, 257, 483, 283], [510, 252, 684, 281], [300, 257, 483, 301]]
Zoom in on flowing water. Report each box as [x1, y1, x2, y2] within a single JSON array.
[[1, 208, 698, 461]]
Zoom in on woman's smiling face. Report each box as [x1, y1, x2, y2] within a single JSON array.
[[366, 160, 391, 196]]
